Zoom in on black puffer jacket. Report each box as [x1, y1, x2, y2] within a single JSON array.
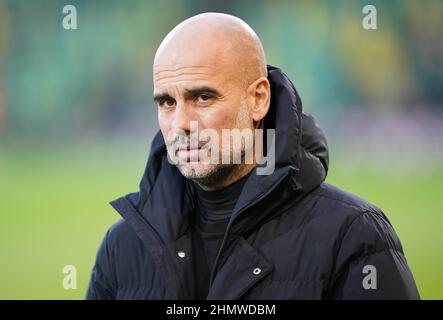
[[86, 66, 420, 300]]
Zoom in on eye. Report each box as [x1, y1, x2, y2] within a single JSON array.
[[158, 98, 176, 108], [196, 94, 212, 104]]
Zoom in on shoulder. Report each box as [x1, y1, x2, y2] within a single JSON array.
[[311, 182, 382, 215], [96, 218, 156, 276], [99, 218, 144, 254], [305, 182, 403, 253], [93, 219, 135, 264], [306, 182, 391, 227]]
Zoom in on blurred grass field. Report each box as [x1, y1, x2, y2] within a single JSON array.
[[0, 141, 442, 299]]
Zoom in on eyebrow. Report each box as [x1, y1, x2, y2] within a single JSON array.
[[153, 92, 173, 103], [153, 86, 222, 102], [183, 86, 222, 99]]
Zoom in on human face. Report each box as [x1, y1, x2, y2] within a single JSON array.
[[154, 64, 254, 185]]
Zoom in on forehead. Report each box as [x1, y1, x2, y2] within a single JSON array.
[[153, 38, 236, 93], [153, 63, 232, 95], [154, 64, 215, 85]]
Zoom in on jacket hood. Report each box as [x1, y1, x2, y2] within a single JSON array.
[[264, 65, 328, 191], [111, 65, 329, 240]]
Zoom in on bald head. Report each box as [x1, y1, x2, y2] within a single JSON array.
[[154, 13, 271, 190], [154, 12, 267, 87]]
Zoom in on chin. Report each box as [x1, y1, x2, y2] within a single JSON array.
[[176, 162, 238, 188], [176, 162, 217, 180]]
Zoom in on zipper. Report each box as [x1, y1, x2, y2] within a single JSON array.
[[208, 169, 292, 288]]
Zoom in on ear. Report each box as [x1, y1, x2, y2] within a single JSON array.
[[247, 76, 271, 125]]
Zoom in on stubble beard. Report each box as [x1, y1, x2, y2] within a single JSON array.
[[171, 98, 253, 189]]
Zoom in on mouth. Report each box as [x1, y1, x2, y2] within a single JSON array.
[[176, 147, 203, 160]]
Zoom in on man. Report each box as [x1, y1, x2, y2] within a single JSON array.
[[86, 13, 420, 299]]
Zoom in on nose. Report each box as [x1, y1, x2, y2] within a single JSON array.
[[171, 103, 194, 132]]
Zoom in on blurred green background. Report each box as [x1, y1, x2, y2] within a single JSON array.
[[0, 0, 442, 299]]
